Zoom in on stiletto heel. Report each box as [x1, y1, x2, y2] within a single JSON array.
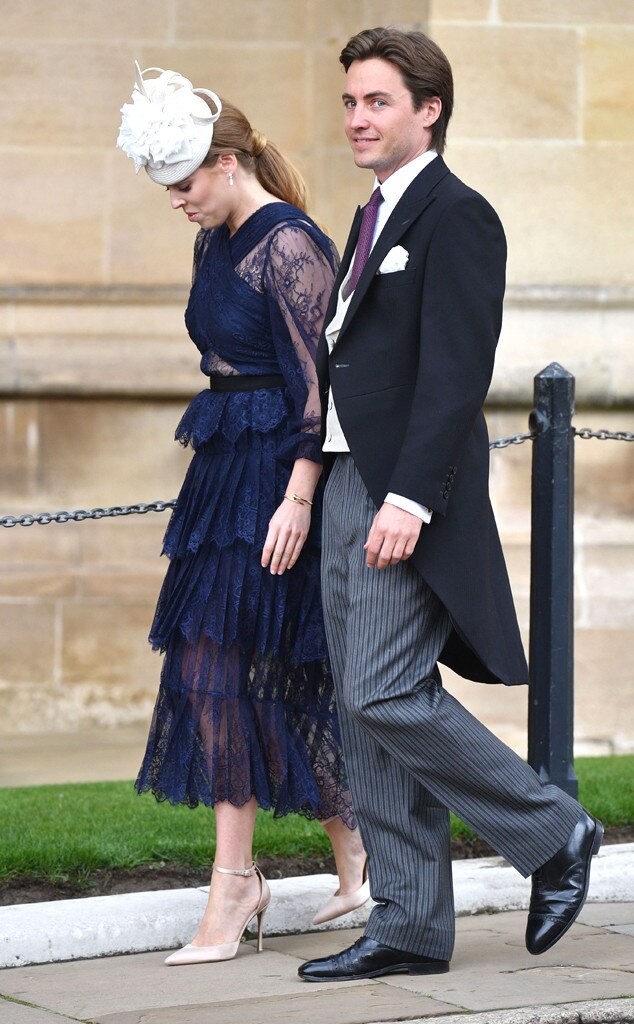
[[256, 905, 267, 952], [164, 862, 270, 966], [311, 857, 371, 926]]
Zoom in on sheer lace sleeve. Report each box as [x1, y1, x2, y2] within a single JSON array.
[[263, 224, 338, 464], [191, 228, 212, 286]]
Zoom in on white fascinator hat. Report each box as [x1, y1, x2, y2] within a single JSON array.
[[116, 62, 222, 185]]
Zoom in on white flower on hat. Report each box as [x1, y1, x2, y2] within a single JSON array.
[[116, 63, 222, 185]]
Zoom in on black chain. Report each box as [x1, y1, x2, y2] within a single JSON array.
[[488, 431, 534, 450], [574, 427, 634, 442], [0, 500, 177, 529], [1, 427, 631, 527]]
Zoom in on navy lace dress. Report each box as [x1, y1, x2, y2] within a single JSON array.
[[136, 203, 355, 825]]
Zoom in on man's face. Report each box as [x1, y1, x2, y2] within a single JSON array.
[[343, 58, 435, 182]]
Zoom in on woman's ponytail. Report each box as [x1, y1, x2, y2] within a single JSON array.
[[252, 136, 307, 211], [200, 98, 308, 212]]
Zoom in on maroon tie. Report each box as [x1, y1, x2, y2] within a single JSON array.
[[346, 186, 383, 296]]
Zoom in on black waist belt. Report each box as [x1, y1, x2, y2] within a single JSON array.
[[208, 373, 285, 393]]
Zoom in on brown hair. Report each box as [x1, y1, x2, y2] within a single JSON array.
[[200, 97, 308, 211], [339, 27, 453, 155]]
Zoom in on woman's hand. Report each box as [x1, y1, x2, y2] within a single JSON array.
[[261, 499, 311, 574]]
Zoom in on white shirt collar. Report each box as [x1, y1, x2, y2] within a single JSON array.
[[373, 149, 438, 213]]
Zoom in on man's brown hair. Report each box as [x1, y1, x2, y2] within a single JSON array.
[[339, 27, 454, 155]]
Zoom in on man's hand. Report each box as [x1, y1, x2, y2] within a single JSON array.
[[364, 502, 423, 569]]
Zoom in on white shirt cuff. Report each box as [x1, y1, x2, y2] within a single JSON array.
[[385, 493, 433, 524]]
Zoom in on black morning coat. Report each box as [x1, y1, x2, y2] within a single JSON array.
[[317, 156, 529, 687]]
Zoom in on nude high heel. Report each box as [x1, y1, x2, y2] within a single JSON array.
[[311, 857, 371, 926], [164, 862, 270, 966]]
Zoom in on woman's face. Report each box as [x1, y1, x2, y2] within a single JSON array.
[[168, 163, 233, 230]]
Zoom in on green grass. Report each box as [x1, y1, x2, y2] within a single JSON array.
[[0, 755, 631, 884]]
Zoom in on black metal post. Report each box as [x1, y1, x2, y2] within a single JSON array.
[[528, 362, 578, 797]]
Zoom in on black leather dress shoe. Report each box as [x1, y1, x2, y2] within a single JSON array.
[[526, 810, 603, 955], [298, 935, 450, 982]]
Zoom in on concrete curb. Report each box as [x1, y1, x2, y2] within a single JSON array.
[[2, 843, 633, 969], [372, 997, 634, 1024]]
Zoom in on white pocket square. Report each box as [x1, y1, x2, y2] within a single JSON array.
[[378, 245, 409, 274]]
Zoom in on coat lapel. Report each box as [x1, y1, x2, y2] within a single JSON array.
[[323, 205, 362, 324], [317, 204, 362, 385], [336, 156, 450, 342]]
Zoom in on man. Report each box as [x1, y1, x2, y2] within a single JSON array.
[[299, 27, 601, 982]]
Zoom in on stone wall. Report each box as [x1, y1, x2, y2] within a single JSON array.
[[0, 0, 632, 755]]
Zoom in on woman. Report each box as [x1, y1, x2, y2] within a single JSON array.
[[117, 65, 368, 965]]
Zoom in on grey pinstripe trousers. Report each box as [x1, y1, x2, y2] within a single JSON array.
[[322, 455, 582, 959]]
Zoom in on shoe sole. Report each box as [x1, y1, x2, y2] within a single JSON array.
[[528, 818, 604, 956], [299, 961, 450, 982]]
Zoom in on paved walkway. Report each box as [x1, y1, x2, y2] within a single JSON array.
[[3, 730, 634, 1022], [2, 904, 634, 1024]]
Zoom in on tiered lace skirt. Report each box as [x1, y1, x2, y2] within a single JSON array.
[[135, 388, 355, 824]]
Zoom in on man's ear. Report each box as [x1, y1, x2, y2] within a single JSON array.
[[421, 96, 442, 127]]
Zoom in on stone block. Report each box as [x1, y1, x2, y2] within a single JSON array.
[[0, 519, 79, 568], [583, 28, 634, 142], [0, 44, 137, 149], [362, 0, 430, 28], [575, 545, 634, 629], [446, 142, 634, 286], [493, 304, 634, 406], [500, 0, 634, 25], [12, 336, 203, 397], [306, 0, 429, 45], [0, 401, 40, 498], [35, 399, 190, 507], [0, 337, 17, 394], [0, 603, 56, 685], [0, 676, 154, 735], [60, 600, 156, 688], [573, 411, 634, 520], [78, 570, 163, 602], [487, 411, 533, 540], [0, 683, 42, 739], [312, 146, 374, 256], [576, 543, 634, 630], [107, 151, 195, 286], [13, 303, 186, 338], [444, 666, 529, 755], [0, 570, 76, 599], [574, 629, 634, 746], [311, 44, 352, 149], [136, 45, 309, 153], [429, 25, 578, 139], [174, 0, 307, 42], [1, 1, 172, 39], [605, 310, 634, 404], [0, 303, 11, 335], [0, 150, 106, 286], [0, 725, 148, 784], [307, 0, 376, 44], [77, 516, 167, 567], [429, 0, 489, 19]]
